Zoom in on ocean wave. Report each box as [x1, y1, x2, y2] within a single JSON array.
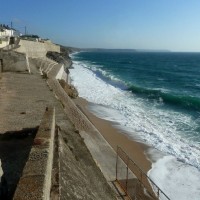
[[128, 85, 200, 111], [74, 61, 127, 90], [148, 155, 200, 200], [69, 61, 200, 170], [70, 52, 200, 199]]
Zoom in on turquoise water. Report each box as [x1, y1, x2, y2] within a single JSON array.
[[71, 51, 200, 169], [70, 50, 200, 199], [75, 52, 200, 111]]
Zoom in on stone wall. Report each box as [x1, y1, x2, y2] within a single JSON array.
[[15, 39, 60, 58], [0, 50, 28, 72]]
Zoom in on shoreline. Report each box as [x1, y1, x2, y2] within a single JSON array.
[[74, 97, 153, 173], [72, 97, 166, 198], [66, 51, 200, 199]]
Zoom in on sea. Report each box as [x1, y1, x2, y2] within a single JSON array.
[[69, 51, 200, 200]]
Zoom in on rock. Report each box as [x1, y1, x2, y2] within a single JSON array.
[[59, 79, 78, 99], [46, 51, 68, 66]]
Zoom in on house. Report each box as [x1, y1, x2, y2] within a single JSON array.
[[0, 24, 20, 48]]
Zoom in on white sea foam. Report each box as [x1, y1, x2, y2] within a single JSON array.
[[69, 60, 200, 198], [153, 87, 171, 93], [196, 83, 200, 88], [84, 62, 122, 83], [148, 156, 200, 200]]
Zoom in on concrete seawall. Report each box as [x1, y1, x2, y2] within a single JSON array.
[[43, 56, 130, 184], [15, 40, 60, 58], [0, 39, 60, 74], [0, 38, 125, 199], [2, 53, 116, 199]]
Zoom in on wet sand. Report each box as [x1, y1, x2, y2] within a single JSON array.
[[73, 97, 162, 199], [74, 97, 152, 173]]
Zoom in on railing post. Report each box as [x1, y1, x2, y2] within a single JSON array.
[[157, 188, 160, 199], [116, 147, 170, 200], [0, 59, 3, 73], [140, 168, 143, 185], [26, 54, 31, 74], [125, 157, 129, 194], [115, 146, 119, 181]]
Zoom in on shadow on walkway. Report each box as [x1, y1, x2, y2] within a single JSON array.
[[0, 128, 38, 199]]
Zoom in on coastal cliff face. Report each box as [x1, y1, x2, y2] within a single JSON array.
[[59, 79, 78, 98], [46, 45, 80, 69], [46, 51, 72, 67]]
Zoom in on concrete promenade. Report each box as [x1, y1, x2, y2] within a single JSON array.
[[0, 60, 64, 199], [0, 56, 118, 199]]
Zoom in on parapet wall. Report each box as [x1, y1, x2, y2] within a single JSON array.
[[15, 40, 60, 58], [13, 107, 56, 200]]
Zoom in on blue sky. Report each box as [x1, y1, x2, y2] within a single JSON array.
[[1, 0, 200, 51]]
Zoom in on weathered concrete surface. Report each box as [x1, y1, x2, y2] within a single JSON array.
[[0, 72, 56, 132], [44, 57, 134, 199], [0, 50, 28, 72], [0, 57, 116, 199], [15, 40, 60, 58], [47, 67, 120, 180], [39, 59, 117, 199], [14, 107, 55, 200]]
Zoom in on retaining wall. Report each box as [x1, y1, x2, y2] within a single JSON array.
[[15, 40, 60, 58], [0, 50, 28, 72]]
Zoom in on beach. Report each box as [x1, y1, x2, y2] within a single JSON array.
[[73, 96, 163, 199], [74, 97, 152, 172], [69, 51, 200, 200]]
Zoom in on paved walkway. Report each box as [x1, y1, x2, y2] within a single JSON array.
[[0, 61, 64, 198], [0, 59, 118, 199]]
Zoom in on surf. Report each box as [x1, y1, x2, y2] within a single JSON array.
[[69, 60, 200, 168], [70, 52, 200, 200], [127, 84, 200, 111]]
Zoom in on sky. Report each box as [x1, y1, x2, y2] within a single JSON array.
[[1, 0, 200, 52]]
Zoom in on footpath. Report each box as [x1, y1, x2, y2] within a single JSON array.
[[0, 57, 117, 199]]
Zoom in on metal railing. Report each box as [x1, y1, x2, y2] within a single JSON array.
[[115, 146, 170, 200]]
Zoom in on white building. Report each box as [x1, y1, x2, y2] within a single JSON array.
[[0, 25, 20, 48]]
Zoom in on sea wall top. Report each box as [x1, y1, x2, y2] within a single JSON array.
[[15, 39, 60, 58]]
